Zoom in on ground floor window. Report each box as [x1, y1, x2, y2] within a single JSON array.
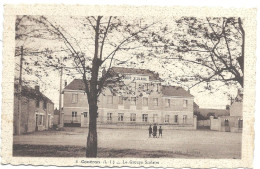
[[142, 114, 148, 122], [224, 119, 229, 126], [238, 119, 243, 128], [107, 113, 112, 121], [83, 112, 88, 118], [130, 113, 136, 122], [153, 114, 158, 123], [174, 115, 178, 123], [36, 114, 44, 126], [183, 115, 187, 124], [118, 113, 124, 121], [165, 115, 170, 123]]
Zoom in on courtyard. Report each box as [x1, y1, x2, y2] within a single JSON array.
[[13, 127, 242, 158]]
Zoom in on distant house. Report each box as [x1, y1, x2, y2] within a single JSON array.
[[13, 84, 54, 134], [210, 90, 243, 133], [62, 67, 196, 129]]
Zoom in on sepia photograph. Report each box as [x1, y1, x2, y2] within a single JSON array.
[[1, 3, 257, 168]]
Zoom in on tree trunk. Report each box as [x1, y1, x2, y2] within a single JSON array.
[[86, 101, 98, 157]]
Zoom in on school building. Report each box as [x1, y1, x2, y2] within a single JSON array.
[[61, 67, 197, 129]]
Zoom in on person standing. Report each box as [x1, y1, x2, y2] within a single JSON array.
[[159, 126, 162, 138], [148, 125, 152, 138], [153, 124, 157, 138]]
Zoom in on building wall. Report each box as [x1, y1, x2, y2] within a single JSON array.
[[63, 88, 194, 127], [13, 95, 54, 135]]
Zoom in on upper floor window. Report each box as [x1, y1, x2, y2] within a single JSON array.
[[165, 99, 170, 107], [107, 95, 113, 104], [153, 98, 158, 106], [72, 94, 78, 103], [143, 97, 148, 106], [183, 100, 188, 108], [118, 96, 123, 105], [72, 111, 77, 117], [238, 118, 243, 128], [36, 99, 40, 108], [144, 83, 149, 91], [131, 97, 136, 105], [131, 82, 136, 91], [43, 100, 47, 109], [156, 83, 160, 91]]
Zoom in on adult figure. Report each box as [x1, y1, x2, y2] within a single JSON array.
[[153, 124, 157, 138], [159, 126, 162, 138], [148, 125, 152, 138]]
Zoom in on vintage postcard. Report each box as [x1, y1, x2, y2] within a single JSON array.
[[1, 4, 257, 168]]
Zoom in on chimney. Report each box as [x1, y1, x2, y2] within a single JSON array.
[[64, 80, 67, 87], [35, 85, 40, 92]]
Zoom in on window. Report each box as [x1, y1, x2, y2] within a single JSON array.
[[83, 112, 88, 118], [183, 100, 188, 107], [174, 115, 178, 123], [143, 97, 148, 106], [107, 113, 112, 121], [153, 98, 158, 106], [36, 114, 44, 126], [36, 99, 40, 108], [142, 114, 148, 122], [224, 119, 229, 126], [43, 101, 47, 109], [238, 119, 243, 128], [118, 113, 124, 121], [72, 94, 78, 103], [183, 115, 187, 124], [131, 82, 136, 91], [118, 96, 123, 105], [165, 99, 170, 107], [72, 111, 77, 117], [153, 114, 158, 123], [165, 115, 170, 123], [156, 83, 160, 91], [144, 83, 149, 91], [130, 113, 136, 122], [131, 97, 136, 105], [107, 95, 113, 104]]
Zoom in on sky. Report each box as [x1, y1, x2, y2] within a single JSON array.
[[15, 15, 241, 109]]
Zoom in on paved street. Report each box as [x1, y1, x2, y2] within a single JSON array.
[[13, 127, 242, 158]]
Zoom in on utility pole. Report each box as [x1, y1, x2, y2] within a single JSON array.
[[59, 67, 63, 126], [17, 46, 23, 135]]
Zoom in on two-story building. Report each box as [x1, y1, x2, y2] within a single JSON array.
[[62, 67, 196, 129], [13, 84, 54, 134]]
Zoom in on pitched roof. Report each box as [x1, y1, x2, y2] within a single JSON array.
[[14, 84, 54, 104], [110, 67, 162, 81], [161, 85, 193, 98], [199, 108, 229, 117], [64, 79, 85, 90]]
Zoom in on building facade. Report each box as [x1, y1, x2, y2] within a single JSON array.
[[62, 67, 196, 129], [13, 85, 54, 134]]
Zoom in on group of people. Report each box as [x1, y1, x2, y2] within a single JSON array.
[[148, 124, 162, 138]]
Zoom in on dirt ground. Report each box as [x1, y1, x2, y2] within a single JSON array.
[[13, 127, 242, 158]]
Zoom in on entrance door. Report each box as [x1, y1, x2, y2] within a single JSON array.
[[35, 114, 38, 131], [224, 119, 230, 132]]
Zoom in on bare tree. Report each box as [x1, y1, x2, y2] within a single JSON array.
[[15, 15, 162, 157], [142, 17, 244, 91]]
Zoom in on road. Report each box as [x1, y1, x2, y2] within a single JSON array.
[[13, 127, 242, 158]]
